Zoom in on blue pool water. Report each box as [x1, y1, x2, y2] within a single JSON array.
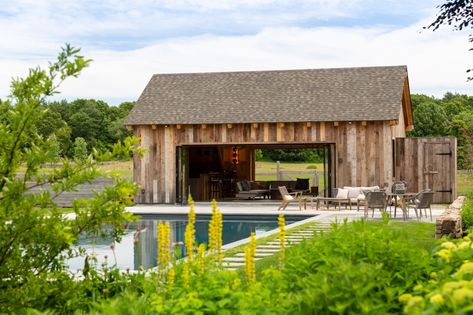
[[67, 214, 313, 271]]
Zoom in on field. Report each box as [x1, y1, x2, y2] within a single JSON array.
[[254, 161, 323, 188]]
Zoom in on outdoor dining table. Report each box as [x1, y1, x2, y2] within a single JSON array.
[[386, 192, 417, 220]]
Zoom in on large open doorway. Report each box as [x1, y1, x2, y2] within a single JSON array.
[[176, 143, 335, 204]]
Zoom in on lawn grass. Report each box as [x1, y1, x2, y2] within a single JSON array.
[[99, 160, 133, 177], [457, 171, 473, 196]]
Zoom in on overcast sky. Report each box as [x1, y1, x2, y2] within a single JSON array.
[[0, 0, 471, 105]]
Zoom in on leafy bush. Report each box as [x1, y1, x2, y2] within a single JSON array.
[[461, 195, 473, 229], [0, 47, 139, 313], [399, 234, 473, 314], [43, 220, 437, 314]]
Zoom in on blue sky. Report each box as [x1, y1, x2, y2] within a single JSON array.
[[0, 0, 471, 104]]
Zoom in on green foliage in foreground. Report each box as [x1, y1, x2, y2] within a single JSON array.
[[19, 220, 443, 314], [0, 46, 140, 313], [461, 195, 473, 229]]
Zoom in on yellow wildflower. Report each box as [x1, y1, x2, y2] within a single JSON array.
[[441, 241, 457, 250], [182, 264, 190, 288], [185, 197, 196, 261], [452, 287, 473, 305], [399, 293, 412, 304], [278, 214, 285, 270], [404, 296, 424, 314], [245, 232, 256, 283], [429, 293, 445, 305], [436, 249, 452, 262], [208, 200, 223, 265], [459, 262, 473, 275], [457, 241, 471, 250], [157, 222, 171, 271], [197, 243, 206, 272], [168, 267, 175, 288], [443, 280, 469, 294]]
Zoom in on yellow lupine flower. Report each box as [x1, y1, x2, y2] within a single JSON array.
[[185, 196, 196, 261], [168, 267, 175, 288], [185, 225, 194, 261], [157, 222, 171, 270], [208, 199, 223, 265], [197, 243, 206, 272], [278, 214, 285, 270], [182, 264, 190, 288], [245, 232, 256, 283]]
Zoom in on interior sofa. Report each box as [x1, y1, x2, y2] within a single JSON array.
[[235, 180, 270, 200]]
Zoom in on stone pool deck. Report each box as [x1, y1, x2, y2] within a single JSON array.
[[127, 200, 446, 223]]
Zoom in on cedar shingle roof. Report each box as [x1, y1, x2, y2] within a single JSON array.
[[125, 66, 409, 125]]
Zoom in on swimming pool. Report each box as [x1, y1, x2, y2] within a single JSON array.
[[67, 214, 314, 271]]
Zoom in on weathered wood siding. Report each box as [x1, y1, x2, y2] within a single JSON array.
[[133, 120, 399, 203], [395, 137, 457, 203]]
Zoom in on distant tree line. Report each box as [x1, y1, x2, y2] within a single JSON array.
[[408, 93, 473, 169], [37, 99, 133, 159], [38, 93, 473, 167]]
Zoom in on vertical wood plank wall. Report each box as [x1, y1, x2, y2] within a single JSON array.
[[133, 120, 399, 203]]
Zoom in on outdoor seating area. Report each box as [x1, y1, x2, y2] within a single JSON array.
[[274, 182, 436, 222]]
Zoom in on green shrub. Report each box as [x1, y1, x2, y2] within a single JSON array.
[[261, 149, 323, 162], [399, 234, 473, 314], [461, 195, 473, 229], [66, 220, 436, 314]]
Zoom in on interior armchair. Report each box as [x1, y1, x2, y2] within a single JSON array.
[[293, 178, 310, 194]]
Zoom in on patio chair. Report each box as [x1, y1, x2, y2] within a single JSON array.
[[364, 191, 387, 218], [389, 180, 408, 216], [407, 190, 434, 221], [277, 186, 303, 211]]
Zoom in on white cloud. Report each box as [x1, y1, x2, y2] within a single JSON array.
[[0, 1, 471, 102], [45, 19, 471, 103]]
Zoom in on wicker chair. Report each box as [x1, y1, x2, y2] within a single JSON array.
[[407, 190, 434, 221], [364, 191, 387, 218], [277, 186, 303, 211], [390, 181, 408, 217]]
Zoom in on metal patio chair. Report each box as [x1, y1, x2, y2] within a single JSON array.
[[364, 191, 387, 218], [407, 190, 434, 221]]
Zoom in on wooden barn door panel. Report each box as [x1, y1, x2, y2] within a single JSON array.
[[423, 143, 452, 204], [395, 137, 456, 204]]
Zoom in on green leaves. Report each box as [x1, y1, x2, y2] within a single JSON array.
[[0, 46, 139, 313]]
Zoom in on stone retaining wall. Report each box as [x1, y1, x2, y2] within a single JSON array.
[[435, 196, 467, 239]]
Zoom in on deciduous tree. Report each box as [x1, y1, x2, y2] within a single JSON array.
[[0, 45, 139, 312]]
